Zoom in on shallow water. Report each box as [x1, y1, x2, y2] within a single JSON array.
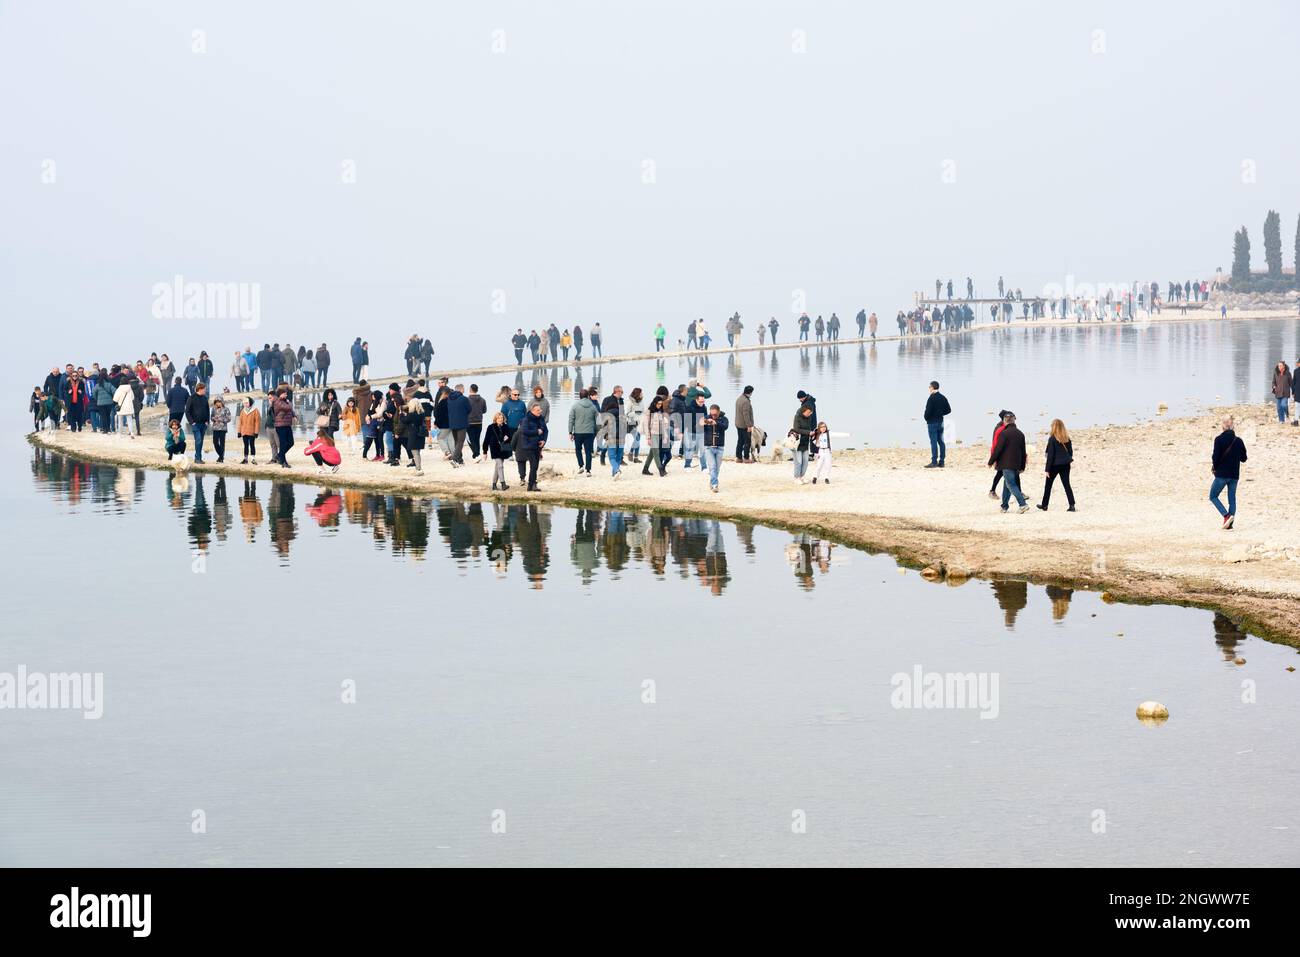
[[2, 448, 1296, 866]]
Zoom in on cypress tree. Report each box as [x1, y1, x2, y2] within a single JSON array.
[[1231, 226, 1251, 284], [1263, 210, 1282, 278]]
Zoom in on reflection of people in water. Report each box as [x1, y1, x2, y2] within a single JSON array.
[[306, 491, 342, 528], [187, 475, 212, 552], [1045, 584, 1073, 622], [239, 481, 263, 542], [268, 482, 296, 559], [212, 477, 230, 543], [991, 579, 1028, 629], [1212, 612, 1246, 661]]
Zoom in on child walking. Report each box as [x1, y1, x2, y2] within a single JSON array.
[[812, 422, 833, 484]]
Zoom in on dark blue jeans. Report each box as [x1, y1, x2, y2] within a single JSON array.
[[574, 434, 595, 471], [1000, 469, 1027, 508], [927, 420, 945, 464], [1209, 477, 1237, 517], [191, 423, 207, 461]]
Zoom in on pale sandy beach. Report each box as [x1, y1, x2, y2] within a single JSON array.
[[30, 396, 1300, 646]]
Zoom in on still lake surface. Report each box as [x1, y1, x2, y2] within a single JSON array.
[[3, 446, 1297, 866], [277, 317, 1300, 449]]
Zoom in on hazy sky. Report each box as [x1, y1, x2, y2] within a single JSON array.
[[3, 0, 1298, 372]]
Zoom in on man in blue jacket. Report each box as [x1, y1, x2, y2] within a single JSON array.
[[501, 389, 526, 429], [350, 337, 365, 383], [445, 386, 470, 465], [166, 380, 190, 422]]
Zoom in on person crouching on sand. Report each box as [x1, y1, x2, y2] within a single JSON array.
[[812, 421, 833, 484], [304, 428, 341, 474], [1210, 414, 1248, 530], [164, 419, 187, 460]]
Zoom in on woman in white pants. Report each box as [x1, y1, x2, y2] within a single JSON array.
[[812, 422, 832, 484]]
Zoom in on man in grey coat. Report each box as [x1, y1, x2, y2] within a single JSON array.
[[734, 385, 755, 462]]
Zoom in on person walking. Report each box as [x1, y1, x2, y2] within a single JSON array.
[[798, 313, 811, 341], [94, 373, 116, 433], [300, 350, 317, 388], [511, 329, 527, 365], [590, 322, 602, 357], [1210, 414, 1248, 529], [624, 387, 644, 463], [517, 402, 548, 491], [923, 380, 951, 468], [1037, 418, 1076, 511], [868, 312, 878, 339], [572, 324, 584, 360], [210, 396, 231, 463], [789, 405, 815, 482], [640, 394, 670, 477], [316, 343, 331, 385], [340, 397, 361, 455], [767, 317, 779, 343], [701, 403, 728, 492], [231, 351, 249, 392], [653, 323, 666, 352], [501, 388, 526, 429], [560, 329, 572, 360], [465, 384, 487, 460], [316, 387, 342, 438], [400, 399, 428, 474], [484, 412, 514, 490], [445, 385, 470, 466], [527, 330, 542, 363], [988, 411, 1030, 513], [811, 422, 833, 484], [1271, 361, 1292, 423], [112, 375, 138, 437], [184, 382, 211, 462], [598, 388, 626, 478], [734, 385, 754, 462], [271, 387, 297, 467], [568, 388, 599, 476], [237, 396, 261, 463], [361, 391, 385, 461]]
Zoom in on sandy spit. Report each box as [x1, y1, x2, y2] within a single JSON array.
[[29, 400, 1300, 649]]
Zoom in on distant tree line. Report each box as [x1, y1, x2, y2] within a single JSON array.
[[1230, 210, 1300, 291]]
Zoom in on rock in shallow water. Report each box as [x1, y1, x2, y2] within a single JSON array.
[[1136, 700, 1170, 721]]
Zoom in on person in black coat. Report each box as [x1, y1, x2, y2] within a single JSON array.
[[511, 330, 528, 365], [988, 412, 1029, 512], [923, 381, 951, 468], [483, 412, 515, 490], [184, 383, 212, 463], [166, 381, 190, 420], [1037, 419, 1076, 511], [1210, 415, 1248, 529]]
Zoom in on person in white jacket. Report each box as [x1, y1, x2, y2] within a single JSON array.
[[812, 422, 833, 484], [113, 381, 137, 437]]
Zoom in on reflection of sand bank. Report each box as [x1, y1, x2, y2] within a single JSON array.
[[29, 400, 1300, 646]]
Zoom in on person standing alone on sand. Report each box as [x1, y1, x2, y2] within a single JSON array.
[[988, 411, 1030, 513], [923, 381, 951, 468], [1272, 361, 1292, 423], [1037, 418, 1076, 512], [1210, 415, 1248, 529]]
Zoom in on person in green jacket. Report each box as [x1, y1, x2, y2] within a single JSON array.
[[568, 388, 599, 475], [654, 323, 666, 352], [164, 419, 188, 460]]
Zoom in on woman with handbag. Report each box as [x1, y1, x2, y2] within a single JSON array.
[[483, 412, 515, 491], [316, 388, 342, 437]]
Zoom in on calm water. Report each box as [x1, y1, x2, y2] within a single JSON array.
[[2, 447, 1297, 866]]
